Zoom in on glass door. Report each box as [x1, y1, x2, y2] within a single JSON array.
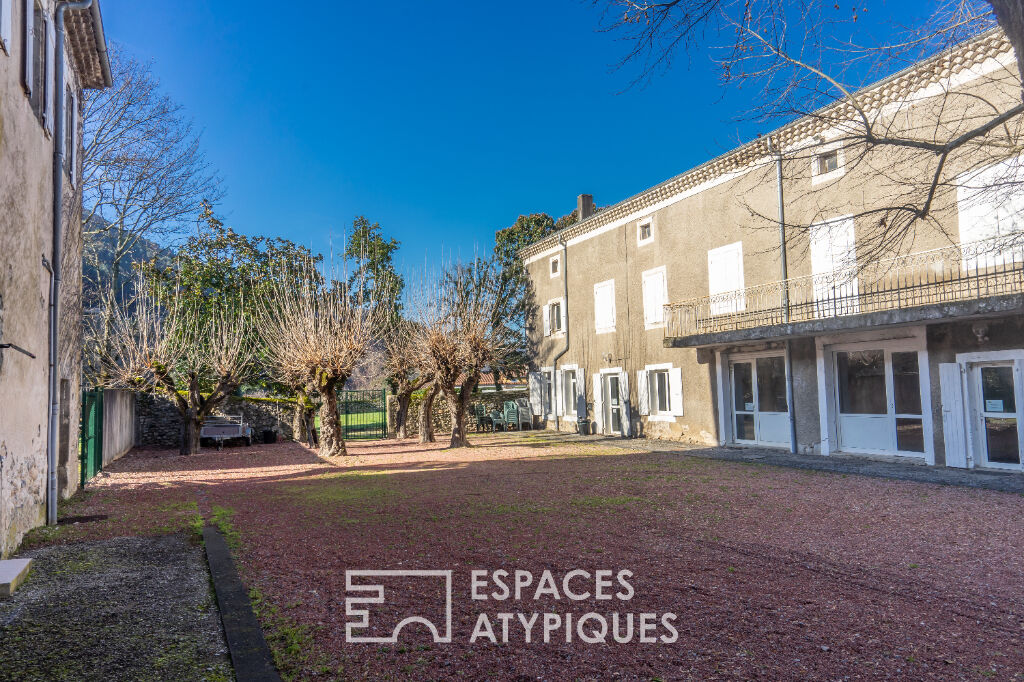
[[835, 349, 926, 455], [976, 363, 1022, 469], [604, 374, 623, 436], [730, 356, 790, 446]]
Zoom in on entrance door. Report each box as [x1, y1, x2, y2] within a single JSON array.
[[835, 349, 926, 455], [973, 363, 1023, 469], [730, 356, 790, 446], [604, 374, 623, 435]]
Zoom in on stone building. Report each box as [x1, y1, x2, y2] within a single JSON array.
[[0, 0, 110, 557], [523, 30, 1024, 472]]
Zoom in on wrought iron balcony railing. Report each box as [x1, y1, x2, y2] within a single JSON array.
[[665, 235, 1024, 339]]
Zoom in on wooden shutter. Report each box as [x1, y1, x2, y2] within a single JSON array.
[[592, 374, 603, 434], [707, 243, 745, 314], [642, 269, 666, 326], [594, 280, 615, 332], [939, 363, 969, 469], [22, 0, 33, 95], [1, 0, 12, 54], [44, 15, 53, 134], [528, 372, 542, 417], [636, 370, 650, 416], [559, 297, 567, 332], [670, 367, 684, 416], [542, 304, 550, 336], [619, 370, 630, 436]]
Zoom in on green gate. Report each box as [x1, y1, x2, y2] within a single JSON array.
[[339, 389, 386, 440], [80, 389, 104, 485]]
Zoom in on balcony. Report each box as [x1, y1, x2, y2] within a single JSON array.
[[665, 235, 1024, 346]]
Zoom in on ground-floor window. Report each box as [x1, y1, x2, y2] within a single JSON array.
[[650, 369, 670, 414], [563, 369, 579, 415], [721, 352, 790, 447]]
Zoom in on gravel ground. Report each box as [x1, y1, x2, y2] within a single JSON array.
[[21, 433, 1024, 681], [0, 535, 233, 681]]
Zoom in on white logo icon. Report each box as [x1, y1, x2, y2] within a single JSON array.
[[345, 570, 453, 643]]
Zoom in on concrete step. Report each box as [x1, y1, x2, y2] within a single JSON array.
[[0, 559, 32, 597]]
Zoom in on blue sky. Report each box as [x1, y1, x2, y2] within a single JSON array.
[[101, 0, 935, 274]]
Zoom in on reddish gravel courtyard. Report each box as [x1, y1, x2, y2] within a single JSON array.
[[28, 432, 1024, 681]]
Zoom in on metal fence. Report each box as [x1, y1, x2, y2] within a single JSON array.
[[665, 235, 1024, 338], [338, 389, 386, 440]]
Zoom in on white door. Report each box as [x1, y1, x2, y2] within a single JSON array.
[[971, 362, 1024, 470], [835, 349, 926, 455], [811, 218, 858, 317], [730, 356, 790, 447], [603, 373, 624, 436]]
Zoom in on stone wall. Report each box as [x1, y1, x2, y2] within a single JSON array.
[[136, 394, 298, 449], [388, 390, 529, 438]]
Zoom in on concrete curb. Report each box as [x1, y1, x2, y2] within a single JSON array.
[[203, 526, 281, 682]]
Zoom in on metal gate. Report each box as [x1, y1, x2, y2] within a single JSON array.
[[339, 389, 386, 440], [80, 389, 104, 485]]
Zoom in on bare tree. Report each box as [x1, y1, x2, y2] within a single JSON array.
[[97, 274, 253, 455], [410, 260, 517, 448], [81, 45, 220, 300], [383, 321, 430, 439], [258, 261, 379, 457], [595, 1, 1024, 260], [419, 381, 439, 444]]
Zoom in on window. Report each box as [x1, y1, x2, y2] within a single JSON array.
[[641, 266, 667, 328], [707, 242, 745, 314], [637, 218, 653, 245], [549, 300, 562, 333], [550, 255, 560, 278], [542, 370, 554, 415], [23, 2, 47, 126], [957, 155, 1024, 265], [1, 0, 12, 55], [64, 85, 74, 175], [649, 369, 670, 414], [817, 150, 839, 175], [563, 369, 579, 415], [593, 279, 616, 333]]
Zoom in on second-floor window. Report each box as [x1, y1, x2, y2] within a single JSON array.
[[23, 1, 48, 127], [641, 266, 667, 328], [707, 242, 745, 315], [594, 279, 616, 333], [550, 255, 560, 277], [817, 150, 839, 175], [638, 218, 653, 245], [549, 300, 562, 333]]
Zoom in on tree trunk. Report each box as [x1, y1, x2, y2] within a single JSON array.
[[396, 392, 411, 439], [447, 391, 470, 448], [292, 388, 308, 442], [318, 378, 346, 456], [419, 384, 438, 444], [181, 409, 201, 456], [989, 0, 1024, 93]]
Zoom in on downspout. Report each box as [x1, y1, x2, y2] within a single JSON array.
[[47, 0, 95, 526], [551, 237, 570, 432], [771, 137, 798, 455]]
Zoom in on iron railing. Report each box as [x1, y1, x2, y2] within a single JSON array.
[[665, 235, 1024, 338]]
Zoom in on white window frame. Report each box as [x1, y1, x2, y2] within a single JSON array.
[[561, 364, 580, 417], [640, 362, 684, 422], [707, 241, 745, 315], [541, 367, 555, 418], [549, 254, 560, 278], [547, 297, 565, 335], [1, 0, 12, 55], [641, 265, 668, 329], [593, 279, 616, 334], [811, 144, 846, 186], [637, 215, 654, 246]]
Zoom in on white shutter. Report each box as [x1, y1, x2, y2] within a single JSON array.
[[594, 280, 615, 332], [528, 372, 542, 416], [1, 0, 12, 53], [707, 243, 745, 314], [642, 268, 666, 326], [559, 297, 567, 332], [592, 374, 603, 434], [44, 17, 54, 134], [669, 367, 684, 416], [939, 363, 969, 469], [22, 0, 32, 95], [555, 370, 564, 416], [619, 370, 630, 436], [69, 89, 77, 186], [542, 304, 550, 336], [637, 370, 650, 416]]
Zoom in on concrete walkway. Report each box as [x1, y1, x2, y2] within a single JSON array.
[[553, 433, 1024, 494]]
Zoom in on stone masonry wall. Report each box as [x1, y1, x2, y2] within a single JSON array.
[[388, 389, 528, 438], [136, 394, 298, 448]]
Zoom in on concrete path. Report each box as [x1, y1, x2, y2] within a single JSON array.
[[552, 433, 1024, 494], [0, 534, 233, 681]]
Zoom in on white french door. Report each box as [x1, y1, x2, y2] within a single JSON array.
[[969, 361, 1024, 470], [729, 355, 790, 447]]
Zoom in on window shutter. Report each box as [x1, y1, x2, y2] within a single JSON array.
[[637, 370, 650, 415], [670, 367, 684, 416], [555, 370, 565, 416], [1, 0, 12, 54], [559, 297, 567, 332], [592, 374, 603, 434], [22, 0, 33, 95], [542, 304, 550, 336], [528, 372, 543, 416], [619, 371, 630, 436], [708, 243, 745, 314], [939, 363, 968, 468], [69, 88, 77, 186], [44, 16, 54, 134]]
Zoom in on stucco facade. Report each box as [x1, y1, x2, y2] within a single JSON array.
[[0, 0, 109, 557], [522, 30, 1024, 473]]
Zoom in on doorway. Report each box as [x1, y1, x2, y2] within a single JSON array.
[[603, 373, 624, 436], [728, 355, 790, 447], [971, 362, 1023, 470]]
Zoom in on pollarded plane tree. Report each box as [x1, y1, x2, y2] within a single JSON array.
[[98, 274, 254, 455], [410, 259, 517, 448], [258, 260, 380, 457], [382, 320, 432, 440]]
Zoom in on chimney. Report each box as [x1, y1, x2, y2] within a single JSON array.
[[577, 194, 595, 221]]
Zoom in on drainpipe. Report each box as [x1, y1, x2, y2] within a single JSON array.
[[551, 237, 570, 432], [771, 137, 798, 455], [47, 0, 95, 526]]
